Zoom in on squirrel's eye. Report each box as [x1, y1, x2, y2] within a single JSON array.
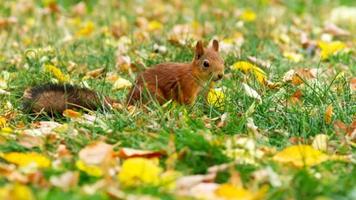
[[203, 60, 210, 68]]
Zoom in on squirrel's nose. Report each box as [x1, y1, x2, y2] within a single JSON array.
[[217, 74, 223, 80]]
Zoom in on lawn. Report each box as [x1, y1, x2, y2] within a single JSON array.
[[0, 0, 355, 199]]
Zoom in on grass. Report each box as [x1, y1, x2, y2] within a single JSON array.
[[0, 0, 355, 199]]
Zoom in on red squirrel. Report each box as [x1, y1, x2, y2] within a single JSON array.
[[23, 40, 225, 114]]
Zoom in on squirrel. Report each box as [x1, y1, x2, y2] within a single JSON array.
[[23, 40, 225, 114]]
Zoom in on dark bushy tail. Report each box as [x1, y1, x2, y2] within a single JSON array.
[[23, 84, 117, 114]]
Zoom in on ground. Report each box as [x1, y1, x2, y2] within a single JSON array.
[[0, 0, 355, 200]]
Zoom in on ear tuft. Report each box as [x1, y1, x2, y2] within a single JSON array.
[[212, 39, 219, 52], [195, 40, 204, 59]]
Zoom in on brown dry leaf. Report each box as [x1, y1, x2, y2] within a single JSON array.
[[50, 171, 79, 191], [23, 121, 61, 136], [291, 89, 303, 105], [117, 148, 165, 159], [116, 55, 131, 73], [176, 173, 216, 190], [85, 67, 105, 78], [181, 183, 219, 199], [282, 68, 321, 85], [79, 141, 113, 165], [247, 56, 271, 69], [56, 144, 72, 159], [325, 104, 334, 125], [324, 23, 350, 37], [18, 133, 44, 149], [71, 2, 86, 16]]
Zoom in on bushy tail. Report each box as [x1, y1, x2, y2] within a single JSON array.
[[23, 84, 117, 114]]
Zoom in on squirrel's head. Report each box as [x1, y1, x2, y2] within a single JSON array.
[[192, 40, 225, 82]]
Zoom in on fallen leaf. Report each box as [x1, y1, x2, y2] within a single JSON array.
[[207, 88, 225, 108], [324, 23, 350, 37], [23, 121, 61, 136], [240, 9, 257, 22], [318, 41, 346, 60], [247, 56, 271, 69], [0, 117, 6, 127], [79, 141, 113, 165], [63, 109, 82, 118], [112, 77, 132, 90], [50, 171, 79, 191], [147, 20, 163, 32], [283, 52, 303, 62], [2, 183, 35, 200], [215, 184, 254, 200], [176, 173, 216, 190], [231, 61, 266, 84], [273, 145, 329, 167], [118, 157, 162, 187], [117, 148, 164, 159], [312, 134, 329, 152], [242, 83, 261, 102], [252, 167, 282, 187], [85, 67, 105, 78], [325, 104, 333, 124], [18, 133, 44, 148], [76, 160, 103, 177], [43, 64, 69, 82], [350, 77, 356, 92], [76, 21, 95, 37], [1, 152, 51, 168]]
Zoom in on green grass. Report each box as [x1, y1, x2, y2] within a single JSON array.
[[0, 0, 355, 199]]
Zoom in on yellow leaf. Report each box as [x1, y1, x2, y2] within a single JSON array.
[[1, 152, 51, 168], [0, 184, 35, 200], [215, 184, 254, 200], [283, 52, 304, 62], [325, 104, 333, 124], [118, 157, 162, 187], [11, 184, 35, 200], [207, 88, 225, 108], [1, 127, 13, 134], [76, 160, 103, 177], [160, 170, 181, 191], [112, 77, 132, 90], [318, 41, 346, 60], [0, 117, 6, 128], [76, 21, 95, 37], [148, 20, 163, 31], [44, 64, 69, 82], [231, 61, 266, 84], [240, 10, 257, 22], [273, 145, 329, 167], [312, 134, 329, 152]]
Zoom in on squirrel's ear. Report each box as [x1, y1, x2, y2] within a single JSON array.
[[212, 39, 219, 52], [195, 40, 204, 59]]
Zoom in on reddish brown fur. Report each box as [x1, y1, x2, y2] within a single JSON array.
[[127, 40, 224, 105], [23, 40, 224, 114]]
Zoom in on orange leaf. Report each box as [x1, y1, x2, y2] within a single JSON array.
[[350, 77, 356, 92], [325, 104, 333, 125], [63, 109, 81, 118]]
